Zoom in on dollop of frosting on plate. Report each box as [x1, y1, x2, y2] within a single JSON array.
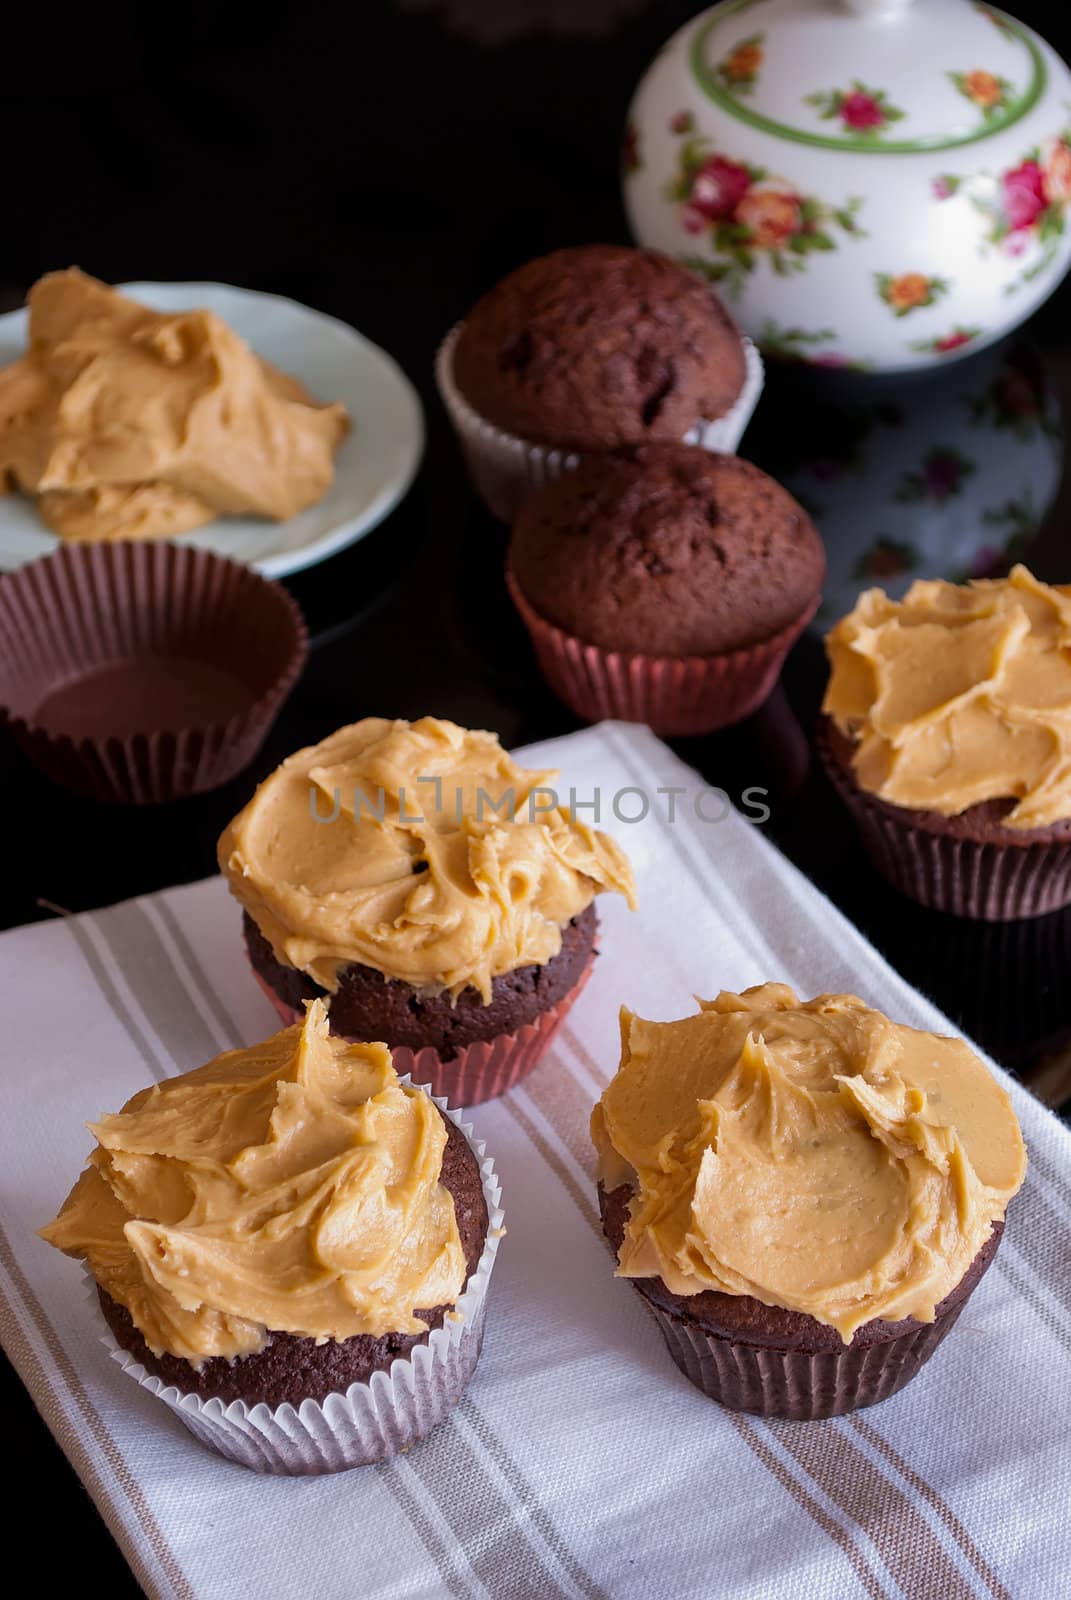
[[0, 269, 348, 541]]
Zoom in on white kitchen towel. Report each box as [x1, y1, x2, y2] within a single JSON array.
[[0, 722, 1068, 1600]]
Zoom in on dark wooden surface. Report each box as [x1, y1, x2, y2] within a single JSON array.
[[1, 1, 1069, 1589]]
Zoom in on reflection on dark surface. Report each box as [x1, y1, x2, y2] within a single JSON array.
[[744, 337, 1064, 627]]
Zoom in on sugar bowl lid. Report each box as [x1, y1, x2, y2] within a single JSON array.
[[693, 0, 1045, 154]]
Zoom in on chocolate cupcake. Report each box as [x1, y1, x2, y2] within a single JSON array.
[[40, 1000, 503, 1473], [436, 244, 763, 519], [219, 716, 636, 1103], [821, 565, 1071, 920], [591, 984, 1025, 1419], [507, 445, 824, 735]]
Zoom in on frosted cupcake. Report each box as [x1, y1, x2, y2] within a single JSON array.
[[592, 984, 1025, 1419], [821, 565, 1071, 919], [219, 716, 636, 1103], [41, 1001, 503, 1473]]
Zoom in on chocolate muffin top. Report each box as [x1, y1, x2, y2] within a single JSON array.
[[452, 245, 747, 451], [509, 444, 825, 656]]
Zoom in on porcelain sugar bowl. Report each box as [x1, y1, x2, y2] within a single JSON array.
[[623, 0, 1071, 372]]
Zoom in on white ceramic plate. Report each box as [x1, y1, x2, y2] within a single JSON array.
[[0, 281, 425, 578]]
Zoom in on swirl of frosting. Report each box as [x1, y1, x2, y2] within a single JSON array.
[[591, 984, 1025, 1341], [823, 565, 1071, 829], [218, 716, 636, 999], [40, 1002, 468, 1365]]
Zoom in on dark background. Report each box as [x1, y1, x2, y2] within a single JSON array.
[[1, 1, 1069, 1589]]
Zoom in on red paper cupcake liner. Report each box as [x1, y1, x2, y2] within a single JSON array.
[[251, 953, 595, 1105], [818, 723, 1071, 921], [0, 541, 307, 804], [507, 568, 818, 737]]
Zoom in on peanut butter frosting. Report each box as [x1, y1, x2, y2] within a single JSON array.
[[823, 565, 1071, 830], [0, 269, 348, 542], [40, 1001, 469, 1365], [591, 985, 1025, 1341], [218, 716, 636, 1000]]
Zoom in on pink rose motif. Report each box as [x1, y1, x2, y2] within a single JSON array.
[[968, 546, 1009, 579], [686, 155, 752, 222], [1002, 160, 1047, 233], [924, 450, 968, 501], [932, 176, 955, 201], [840, 91, 884, 130], [934, 330, 976, 353], [995, 370, 1037, 417]]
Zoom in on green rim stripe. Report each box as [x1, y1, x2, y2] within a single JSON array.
[[689, 1, 1046, 156]]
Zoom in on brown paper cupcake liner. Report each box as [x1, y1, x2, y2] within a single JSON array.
[[251, 951, 595, 1105], [818, 723, 1071, 921], [88, 1089, 503, 1473], [601, 1180, 1005, 1419], [0, 540, 307, 804], [435, 321, 764, 522], [507, 568, 817, 737], [649, 1302, 967, 1420]]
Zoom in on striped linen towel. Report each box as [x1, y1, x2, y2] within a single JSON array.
[[1, 721, 1067, 1600]]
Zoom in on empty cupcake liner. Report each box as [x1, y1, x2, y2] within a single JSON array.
[[507, 569, 818, 737], [0, 540, 307, 804], [87, 1089, 503, 1474], [818, 723, 1071, 921], [251, 951, 595, 1105], [435, 321, 764, 522]]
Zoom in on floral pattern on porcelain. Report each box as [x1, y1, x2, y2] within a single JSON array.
[[895, 446, 976, 505], [757, 319, 870, 369], [967, 344, 1058, 439], [669, 136, 865, 295], [803, 82, 906, 139], [621, 121, 641, 174], [623, 0, 1071, 371], [909, 327, 983, 356], [949, 69, 1012, 120], [853, 538, 922, 582], [975, 133, 1071, 247], [876, 272, 950, 317], [714, 33, 763, 97]]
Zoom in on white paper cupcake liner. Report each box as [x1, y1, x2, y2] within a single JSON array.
[[86, 1084, 504, 1475], [435, 320, 764, 521]]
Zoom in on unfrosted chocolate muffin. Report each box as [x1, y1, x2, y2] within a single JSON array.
[[452, 245, 748, 452], [245, 905, 598, 1061], [101, 1117, 489, 1407], [509, 444, 825, 656]]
